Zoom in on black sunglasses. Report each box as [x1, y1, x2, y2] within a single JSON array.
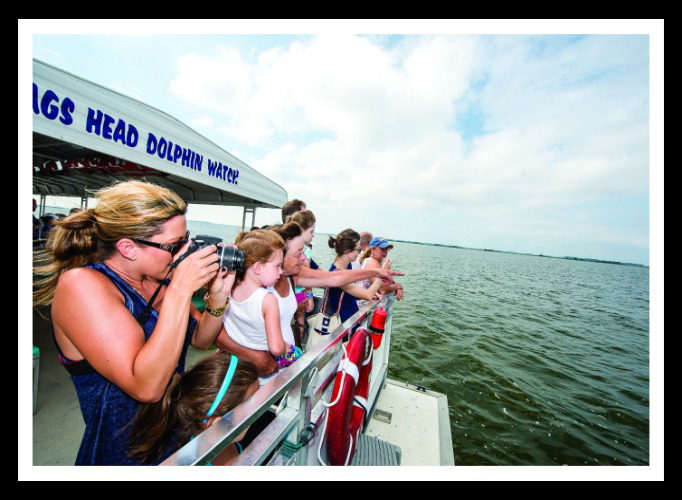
[[133, 231, 190, 256]]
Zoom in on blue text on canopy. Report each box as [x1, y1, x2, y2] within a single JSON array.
[[32, 83, 239, 185]]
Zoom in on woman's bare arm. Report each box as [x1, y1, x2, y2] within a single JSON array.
[[295, 266, 402, 288], [52, 268, 195, 403], [213, 326, 278, 377]]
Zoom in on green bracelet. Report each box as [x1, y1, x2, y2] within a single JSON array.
[[204, 296, 229, 317], [205, 304, 227, 317]]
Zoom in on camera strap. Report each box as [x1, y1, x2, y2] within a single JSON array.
[[168, 250, 192, 270], [136, 276, 171, 327]]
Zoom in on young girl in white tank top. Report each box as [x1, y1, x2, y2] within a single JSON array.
[[223, 230, 302, 385]]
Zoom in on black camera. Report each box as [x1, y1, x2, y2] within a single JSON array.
[[174, 234, 245, 272]]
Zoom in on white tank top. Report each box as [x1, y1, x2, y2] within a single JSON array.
[[273, 278, 297, 346], [223, 287, 272, 351]]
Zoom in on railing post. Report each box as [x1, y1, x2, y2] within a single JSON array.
[[283, 366, 318, 465]]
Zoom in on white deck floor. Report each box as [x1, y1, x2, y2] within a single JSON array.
[[366, 379, 455, 466]]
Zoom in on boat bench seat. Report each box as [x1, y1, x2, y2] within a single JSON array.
[[350, 434, 401, 466]]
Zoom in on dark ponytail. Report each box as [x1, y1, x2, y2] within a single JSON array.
[[127, 373, 183, 464], [328, 228, 360, 257], [268, 222, 303, 255]]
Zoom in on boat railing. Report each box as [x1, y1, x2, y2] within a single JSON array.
[[160, 292, 396, 466]]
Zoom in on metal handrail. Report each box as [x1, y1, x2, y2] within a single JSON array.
[[160, 294, 394, 466]]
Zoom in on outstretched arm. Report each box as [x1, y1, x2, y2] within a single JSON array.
[[295, 266, 403, 289], [339, 277, 383, 301]]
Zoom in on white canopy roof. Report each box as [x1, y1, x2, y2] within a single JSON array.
[[32, 59, 287, 209]]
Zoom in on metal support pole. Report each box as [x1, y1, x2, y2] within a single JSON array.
[[241, 206, 256, 231]]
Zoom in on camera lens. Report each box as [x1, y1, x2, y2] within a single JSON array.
[[217, 245, 245, 271]]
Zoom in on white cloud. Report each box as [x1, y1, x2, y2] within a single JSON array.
[[169, 48, 254, 118], [168, 34, 649, 262]]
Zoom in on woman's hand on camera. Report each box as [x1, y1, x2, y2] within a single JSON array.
[[169, 243, 220, 297], [206, 244, 238, 306]]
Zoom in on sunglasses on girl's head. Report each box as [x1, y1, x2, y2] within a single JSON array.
[[133, 231, 190, 256]]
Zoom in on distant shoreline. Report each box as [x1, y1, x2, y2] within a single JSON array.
[[386, 238, 648, 268]]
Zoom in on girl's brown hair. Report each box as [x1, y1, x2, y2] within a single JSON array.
[[33, 180, 187, 307], [328, 228, 360, 257], [127, 352, 258, 464], [281, 198, 306, 223], [286, 209, 316, 231], [232, 229, 285, 284]]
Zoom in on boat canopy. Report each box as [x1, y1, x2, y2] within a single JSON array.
[[32, 59, 287, 212]]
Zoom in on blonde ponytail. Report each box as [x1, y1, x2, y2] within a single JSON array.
[[32, 180, 187, 308], [359, 247, 371, 264]]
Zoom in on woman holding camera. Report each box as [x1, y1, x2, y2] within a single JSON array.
[[33, 180, 233, 465]]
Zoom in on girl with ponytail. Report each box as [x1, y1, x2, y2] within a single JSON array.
[[325, 229, 384, 324], [32, 180, 235, 465]]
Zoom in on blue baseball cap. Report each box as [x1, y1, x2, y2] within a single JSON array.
[[369, 237, 393, 249]]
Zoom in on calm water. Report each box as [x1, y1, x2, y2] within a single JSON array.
[[186, 220, 650, 466], [45, 210, 650, 466]]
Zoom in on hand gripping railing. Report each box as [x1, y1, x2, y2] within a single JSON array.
[[160, 293, 395, 466]]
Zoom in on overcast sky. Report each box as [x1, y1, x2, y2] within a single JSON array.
[[25, 21, 661, 265]]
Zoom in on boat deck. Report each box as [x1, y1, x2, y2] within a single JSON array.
[[365, 379, 454, 465]]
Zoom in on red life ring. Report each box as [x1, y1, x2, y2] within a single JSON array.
[[325, 329, 373, 466]]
